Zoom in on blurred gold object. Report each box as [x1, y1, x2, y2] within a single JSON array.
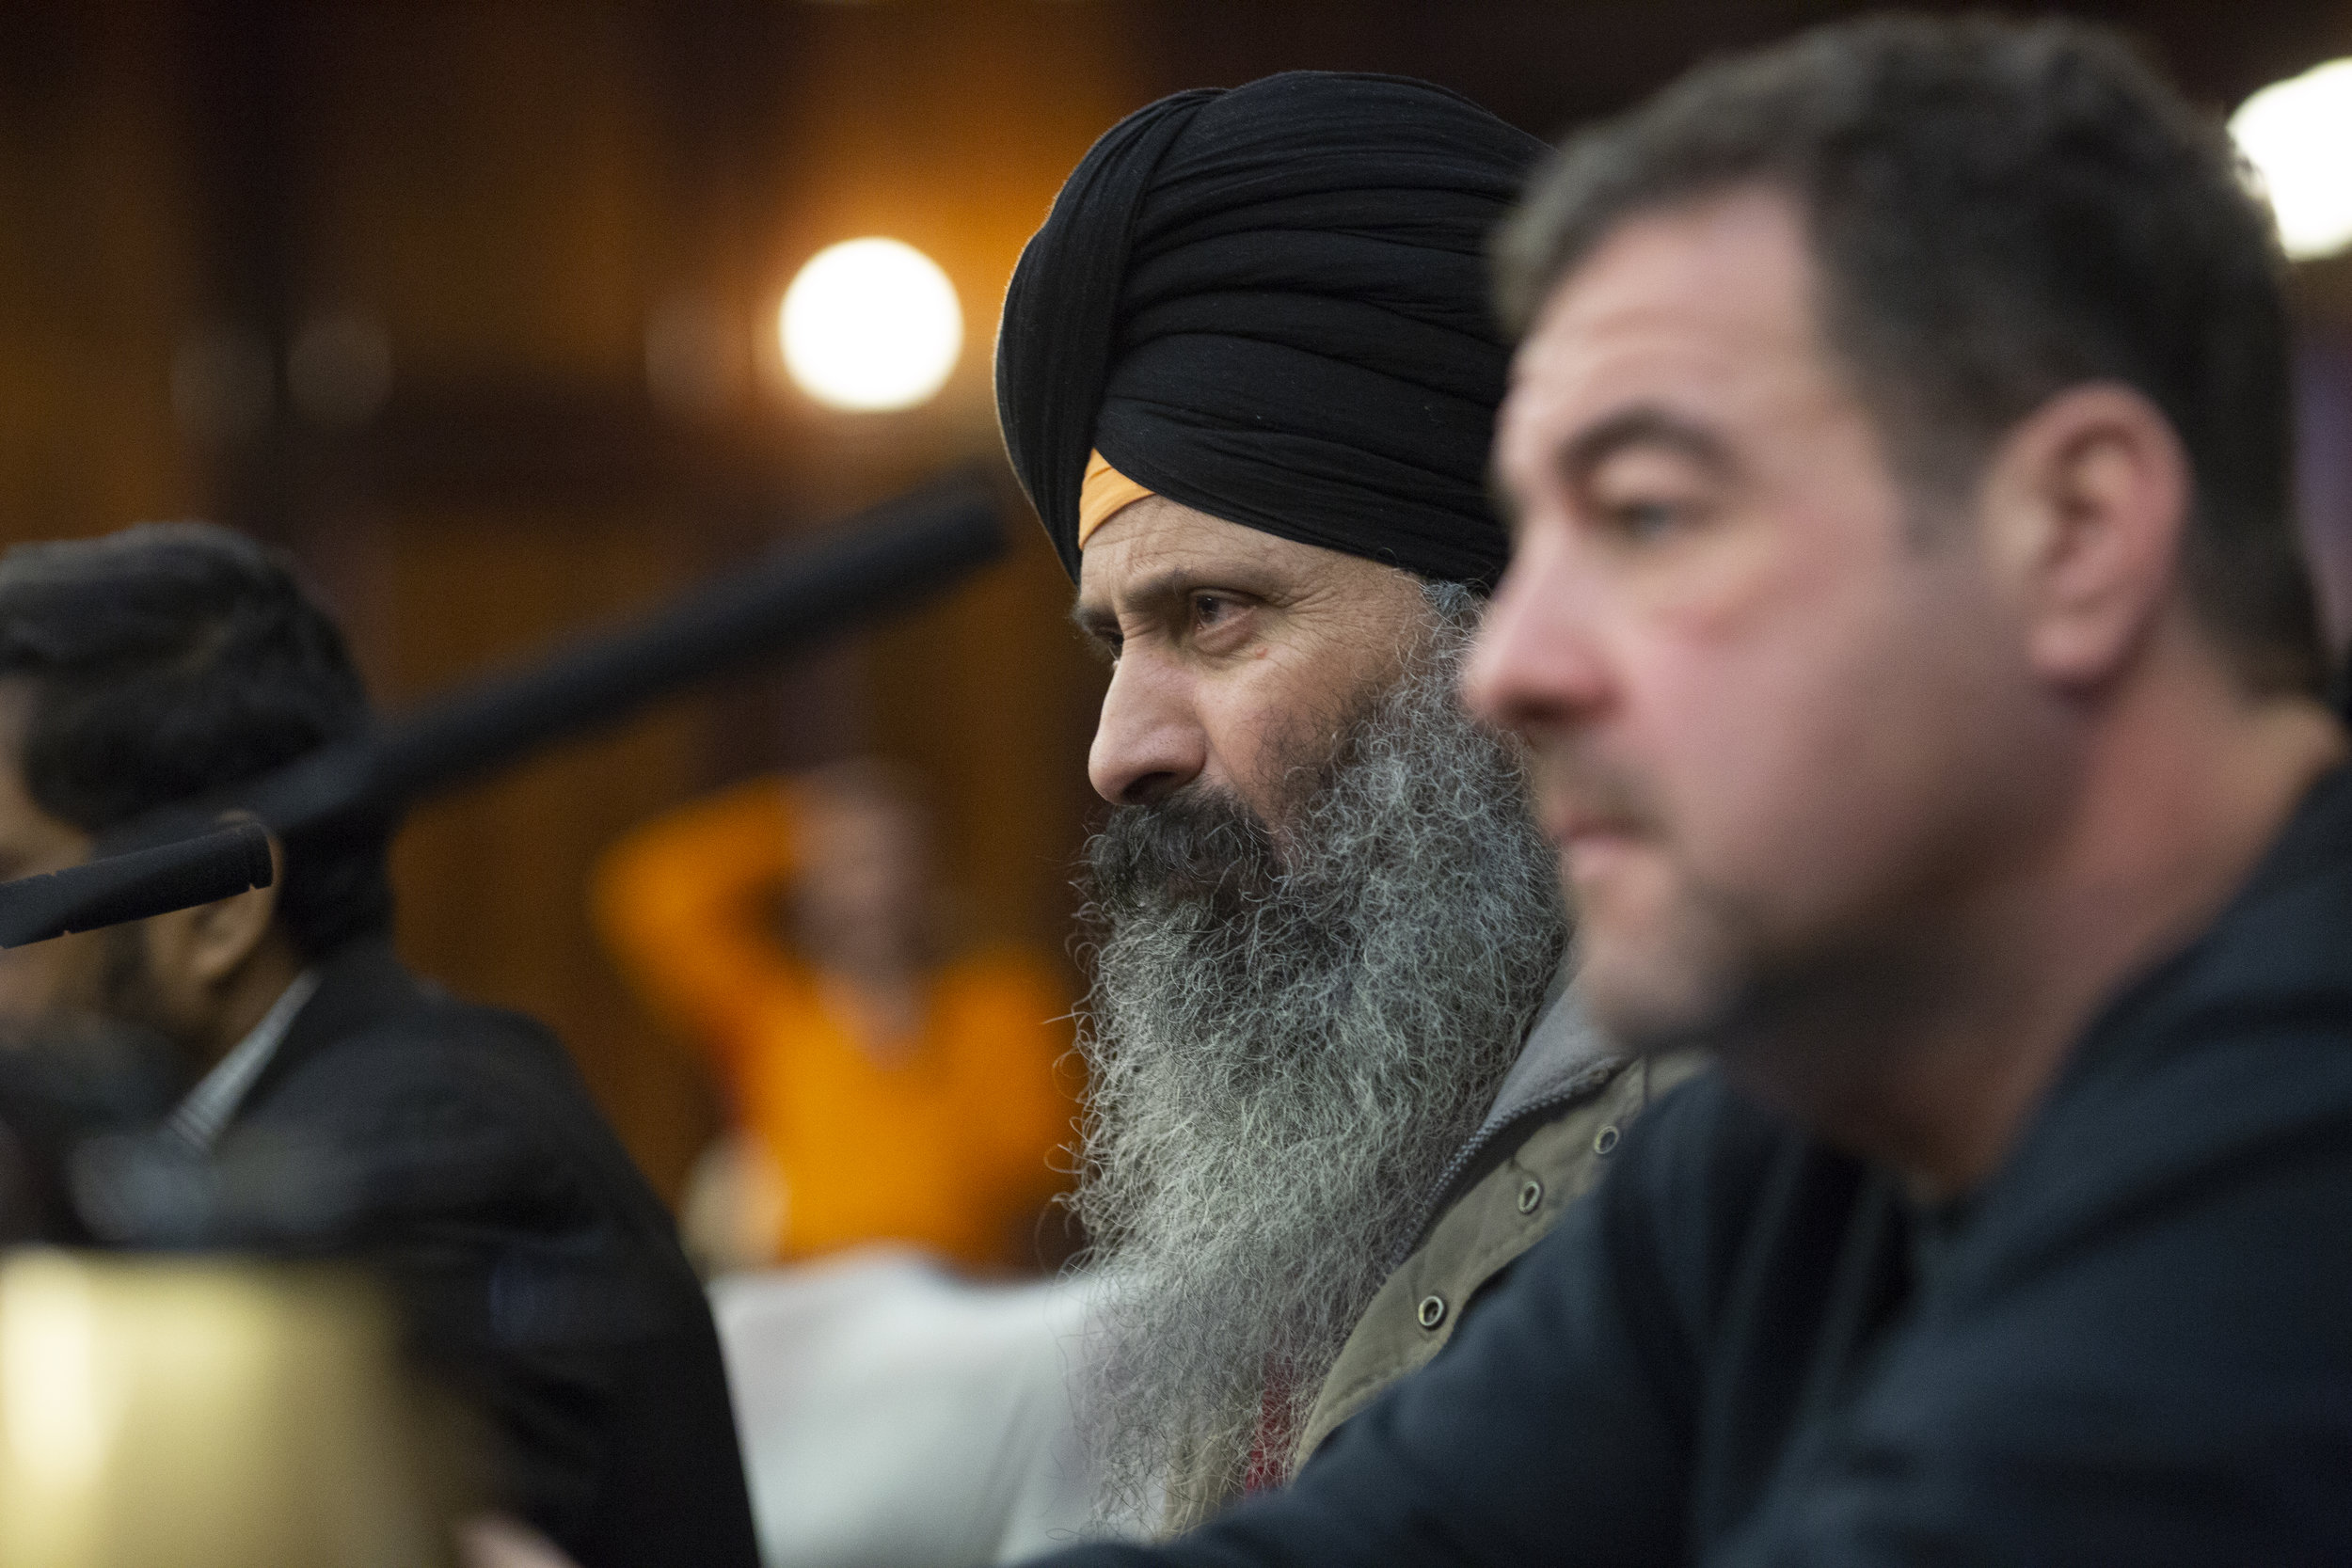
[[0, 1249, 457, 1568]]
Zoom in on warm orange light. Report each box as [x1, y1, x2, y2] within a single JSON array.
[[779, 238, 963, 412]]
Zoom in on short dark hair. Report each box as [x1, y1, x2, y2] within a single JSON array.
[[0, 522, 395, 960], [1498, 15, 2322, 694]]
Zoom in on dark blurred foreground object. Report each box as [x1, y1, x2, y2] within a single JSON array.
[[0, 1250, 472, 1568]]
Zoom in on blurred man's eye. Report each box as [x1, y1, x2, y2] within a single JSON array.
[[1586, 448, 1716, 546], [1605, 497, 1698, 542]]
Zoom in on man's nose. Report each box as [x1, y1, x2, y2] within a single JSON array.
[[1462, 536, 1612, 736], [1089, 657, 1207, 805]]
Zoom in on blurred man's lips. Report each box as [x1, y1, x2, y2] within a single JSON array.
[[1539, 804, 1648, 888]]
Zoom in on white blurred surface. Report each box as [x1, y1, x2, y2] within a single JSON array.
[[710, 1250, 1117, 1567]]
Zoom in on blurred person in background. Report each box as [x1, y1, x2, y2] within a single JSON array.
[[996, 71, 1701, 1533], [596, 763, 1089, 1568], [0, 523, 759, 1568], [593, 761, 1076, 1275]]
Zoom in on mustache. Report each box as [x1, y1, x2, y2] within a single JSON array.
[[1085, 788, 1285, 914], [1083, 661, 1416, 918], [1531, 744, 1662, 834]]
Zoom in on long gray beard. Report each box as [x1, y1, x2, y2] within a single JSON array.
[[1070, 594, 1567, 1528]]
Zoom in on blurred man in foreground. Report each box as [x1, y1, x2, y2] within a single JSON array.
[[1029, 15, 2352, 1563], [997, 71, 1698, 1531], [0, 525, 759, 1568]]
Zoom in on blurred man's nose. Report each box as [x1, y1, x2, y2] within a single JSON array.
[[1089, 657, 1208, 805], [1463, 535, 1612, 736]]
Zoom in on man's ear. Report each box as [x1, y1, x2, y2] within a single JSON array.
[[1975, 382, 2193, 690], [170, 830, 286, 990]]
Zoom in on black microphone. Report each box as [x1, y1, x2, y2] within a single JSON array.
[[0, 823, 274, 950], [0, 471, 1005, 946]]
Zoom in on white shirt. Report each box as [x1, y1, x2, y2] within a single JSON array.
[[167, 969, 322, 1150], [709, 1251, 1123, 1566]]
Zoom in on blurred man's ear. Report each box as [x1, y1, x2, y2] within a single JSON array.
[[144, 829, 286, 993], [1977, 381, 2192, 691]]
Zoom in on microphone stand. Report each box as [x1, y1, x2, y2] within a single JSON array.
[[0, 473, 1003, 949]]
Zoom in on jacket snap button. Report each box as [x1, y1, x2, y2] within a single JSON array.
[[1594, 1124, 1621, 1156], [1517, 1178, 1543, 1214], [1416, 1293, 1447, 1330]]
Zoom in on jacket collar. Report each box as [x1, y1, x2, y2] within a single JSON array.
[[1387, 956, 1622, 1271], [1481, 956, 1617, 1132], [230, 936, 431, 1124]]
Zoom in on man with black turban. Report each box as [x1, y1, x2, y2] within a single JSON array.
[[996, 71, 1697, 1533]]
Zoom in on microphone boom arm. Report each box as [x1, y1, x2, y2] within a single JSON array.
[[0, 474, 1005, 948]]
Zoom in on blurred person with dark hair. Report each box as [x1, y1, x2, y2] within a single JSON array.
[[0, 522, 759, 1568], [996, 71, 1700, 1533], [1025, 15, 2352, 1566], [592, 762, 1075, 1275]]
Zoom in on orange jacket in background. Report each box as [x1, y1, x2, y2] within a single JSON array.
[[592, 777, 1076, 1272]]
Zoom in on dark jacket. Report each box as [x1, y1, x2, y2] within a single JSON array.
[[219, 940, 761, 1568], [1039, 767, 2352, 1565]]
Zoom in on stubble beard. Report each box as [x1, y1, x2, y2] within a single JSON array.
[[1533, 747, 1784, 1061], [1069, 591, 1568, 1528]]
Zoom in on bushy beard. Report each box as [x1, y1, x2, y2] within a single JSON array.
[[1071, 592, 1568, 1528]]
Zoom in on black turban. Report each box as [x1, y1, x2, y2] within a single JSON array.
[[995, 71, 1547, 589]]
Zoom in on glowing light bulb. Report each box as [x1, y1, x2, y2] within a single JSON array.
[[779, 238, 963, 412], [2231, 58, 2352, 261]]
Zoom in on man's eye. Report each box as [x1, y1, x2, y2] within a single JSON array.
[[1606, 498, 1693, 542], [1192, 593, 1235, 626]]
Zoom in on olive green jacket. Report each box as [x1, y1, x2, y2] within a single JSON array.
[[1160, 976, 1705, 1532], [1290, 1044, 1705, 1468]]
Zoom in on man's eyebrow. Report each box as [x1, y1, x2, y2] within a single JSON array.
[[1554, 404, 1733, 486], [1069, 562, 1282, 647], [1069, 598, 1120, 648], [1080, 564, 1252, 618]]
